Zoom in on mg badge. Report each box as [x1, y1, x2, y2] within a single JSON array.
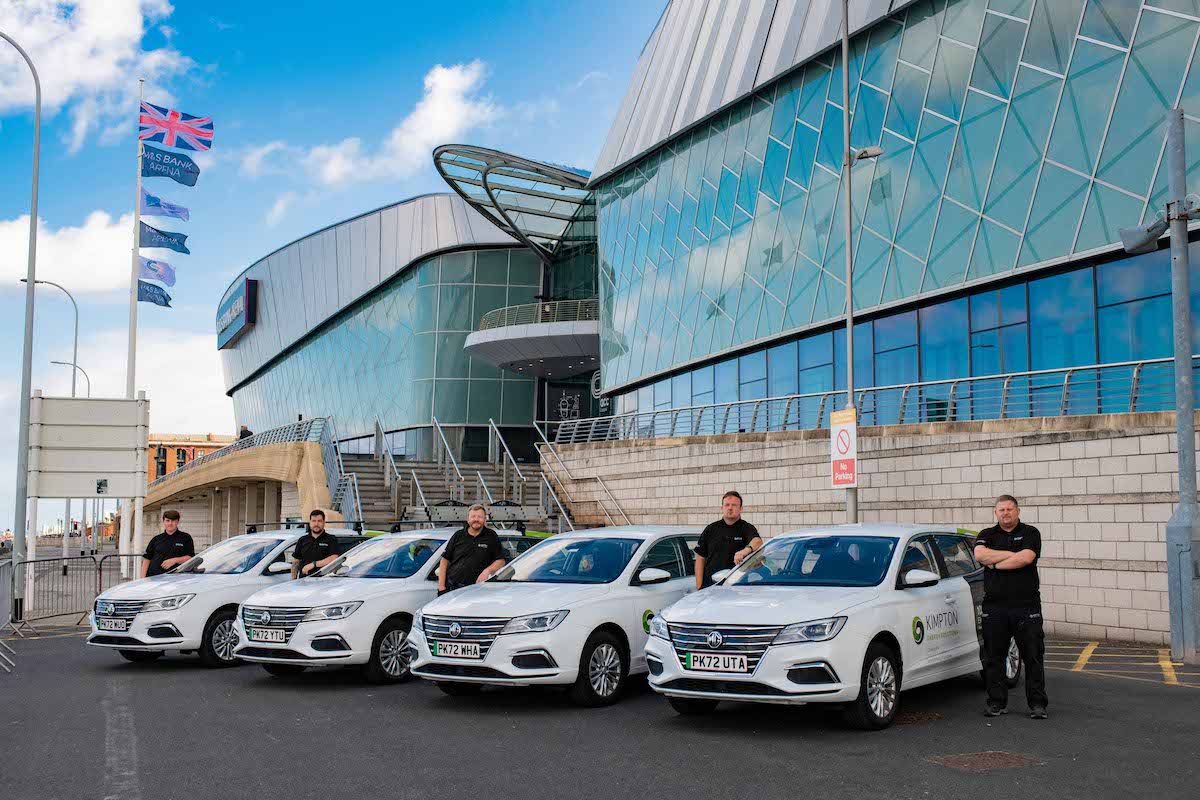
[[97, 601, 114, 616], [449, 622, 462, 639], [260, 611, 272, 626], [706, 630, 724, 650]]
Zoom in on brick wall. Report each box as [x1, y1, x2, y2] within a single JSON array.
[[541, 412, 1197, 645]]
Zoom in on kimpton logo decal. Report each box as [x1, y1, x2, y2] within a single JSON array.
[[912, 616, 925, 645], [913, 610, 960, 645]]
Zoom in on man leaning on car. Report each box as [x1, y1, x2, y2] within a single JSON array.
[[141, 509, 195, 577], [292, 509, 340, 578], [695, 490, 762, 589], [437, 504, 505, 595]]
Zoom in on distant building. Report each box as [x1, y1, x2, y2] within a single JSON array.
[[149, 433, 237, 482]]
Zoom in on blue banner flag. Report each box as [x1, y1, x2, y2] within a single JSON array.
[[141, 143, 199, 186], [139, 221, 189, 254], [137, 280, 172, 308], [140, 188, 190, 221], [138, 256, 177, 287]]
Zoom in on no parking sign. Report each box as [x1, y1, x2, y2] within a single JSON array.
[[830, 408, 857, 488]]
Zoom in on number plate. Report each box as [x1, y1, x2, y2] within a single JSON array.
[[247, 627, 287, 643], [432, 641, 481, 659], [96, 618, 127, 631], [685, 652, 749, 672]]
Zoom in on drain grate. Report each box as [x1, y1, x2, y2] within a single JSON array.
[[927, 751, 1044, 772], [895, 710, 943, 725]]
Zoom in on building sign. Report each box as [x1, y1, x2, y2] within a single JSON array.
[[547, 385, 586, 422], [216, 278, 258, 349], [830, 407, 857, 488]]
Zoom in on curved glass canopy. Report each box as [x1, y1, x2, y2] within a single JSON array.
[[434, 144, 592, 263]]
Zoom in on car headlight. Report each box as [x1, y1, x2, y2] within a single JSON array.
[[500, 610, 569, 634], [301, 601, 363, 622], [648, 615, 670, 641], [772, 617, 846, 644], [413, 608, 424, 631], [140, 594, 195, 612]]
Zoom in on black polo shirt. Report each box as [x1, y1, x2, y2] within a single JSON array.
[[975, 522, 1042, 607], [143, 530, 195, 576], [695, 518, 759, 586], [293, 531, 339, 572], [442, 527, 504, 587]]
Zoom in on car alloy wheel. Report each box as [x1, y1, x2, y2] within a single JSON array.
[[212, 619, 239, 663], [1005, 639, 1021, 682], [380, 629, 410, 678], [866, 655, 897, 720], [589, 643, 622, 697]]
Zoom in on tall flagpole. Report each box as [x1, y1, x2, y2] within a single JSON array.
[[120, 78, 144, 572]]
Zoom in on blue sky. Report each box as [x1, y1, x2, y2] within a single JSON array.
[[0, 0, 664, 530]]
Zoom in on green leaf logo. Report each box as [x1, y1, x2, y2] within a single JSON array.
[[912, 616, 925, 645]]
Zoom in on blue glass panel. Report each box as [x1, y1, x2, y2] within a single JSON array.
[[1144, 116, 1200, 223], [920, 298, 970, 381], [850, 84, 888, 150], [923, 201, 979, 290], [943, 0, 988, 45], [885, 61, 932, 141], [737, 155, 763, 214], [785, 254, 821, 328], [853, 228, 892, 309], [1024, 0, 1086, 75], [862, 20, 904, 91], [1047, 40, 1125, 175], [800, 165, 841, 264], [732, 277, 764, 346], [1099, 296, 1173, 361], [1028, 267, 1096, 369], [1154, 1, 1200, 16], [1018, 163, 1090, 266], [745, 198, 781, 285], [1098, 247, 1171, 305], [824, 156, 876, 274], [864, 131, 914, 240], [696, 178, 717, 238], [817, 102, 848, 172], [799, 331, 832, 369], [714, 167, 738, 228], [746, 96, 773, 162], [881, 247, 925, 304], [725, 105, 751, 173], [929, 39, 974, 120], [704, 122, 728, 186], [971, 13, 1025, 99], [797, 64, 833, 128], [944, 91, 1006, 210], [984, 66, 1062, 230], [771, 73, 803, 143], [777, 179, 808, 255], [1097, 11, 1198, 195], [678, 193, 698, 249], [812, 270, 847, 322], [768, 340, 799, 397], [989, 0, 1031, 19], [786, 122, 820, 188], [968, 217, 1020, 279], [1075, 183, 1145, 252], [970, 288, 999, 330], [895, 112, 957, 258], [900, 0, 945, 71], [757, 295, 785, 339], [828, 34, 868, 109], [1080, 0, 1140, 47]]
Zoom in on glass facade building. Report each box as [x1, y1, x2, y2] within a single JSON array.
[[596, 0, 1200, 410]]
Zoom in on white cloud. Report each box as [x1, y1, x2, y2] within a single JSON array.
[[0, 211, 134, 293], [159, 24, 176, 41], [240, 140, 289, 177], [266, 192, 296, 227], [0, 0, 197, 152], [570, 71, 608, 92]]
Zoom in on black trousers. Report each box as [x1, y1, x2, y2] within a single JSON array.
[[982, 603, 1048, 709]]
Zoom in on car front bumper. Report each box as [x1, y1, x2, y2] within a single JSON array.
[[644, 633, 861, 705], [408, 625, 577, 686], [86, 611, 199, 651], [232, 618, 369, 666]]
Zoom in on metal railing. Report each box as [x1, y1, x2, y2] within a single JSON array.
[[150, 417, 327, 488], [7, 556, 97, 629], [533, 422, 624, 527], [374, 416, 406, 518], [478, 298, 599, 330], [322, 417, 362, 522], [548, 357, 1199, 445], [431, 416, 467, 502], [487, 419, 527, 504]]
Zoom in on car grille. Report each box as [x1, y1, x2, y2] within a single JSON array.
[[95, 599, 146, 621], [667, 622, 786, 673], [241, 606, 310, 639], [422, 616, 510, 659]]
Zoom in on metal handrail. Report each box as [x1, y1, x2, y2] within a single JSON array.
[[149, 418, 325, 487], [540, 473, 575, 532], [431, 416, 465, 503], [487, 419, 526, 482], [532, 421, 627, 526], [478, 298, 599, 331], [430, 417, 464, 481], [409, 469, 429, 510], [374, 416, 403, 516], [476, 472, 495, 504]]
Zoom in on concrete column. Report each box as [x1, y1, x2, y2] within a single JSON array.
[[264, 481, 281, 525], [243, 482, 258, 529], [226, 486, 243, 537], [210, 490, 224, 543]]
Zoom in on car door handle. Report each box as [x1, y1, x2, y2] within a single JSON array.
[[944, 595, 957, 604]]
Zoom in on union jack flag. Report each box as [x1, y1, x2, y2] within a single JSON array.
[[138, 102, 215, 152]]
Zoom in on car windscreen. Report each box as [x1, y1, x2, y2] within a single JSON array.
[[195, 537, 286, 574], [724, 536, 898, 587], [334, 536, 442, 579], [492, 537, 641, 584]]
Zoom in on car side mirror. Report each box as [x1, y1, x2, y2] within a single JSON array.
[[266, 562, 291, 575], [711, 569, 732, 584], [901, 569, 939, 588], [637, 567, 672, 586]]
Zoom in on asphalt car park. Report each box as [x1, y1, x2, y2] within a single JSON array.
[[1, 627, 1198, 800]]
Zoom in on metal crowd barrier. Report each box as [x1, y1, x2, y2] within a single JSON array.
[[98, 554, 147, 593], [8, 556, 99, 631]]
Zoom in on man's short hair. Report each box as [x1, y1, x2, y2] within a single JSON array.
[[309, 509, 326, 519], [994, 494, 1019, 507], [162, 509, 180, 522], [722, 490, 743, 504], [467, 503, 487, 515]]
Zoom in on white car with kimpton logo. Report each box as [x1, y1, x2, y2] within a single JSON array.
[[645, 524, 1022, 729], [409, 526, 701, 706]]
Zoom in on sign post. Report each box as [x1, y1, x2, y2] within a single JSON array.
[[830, 407, 858, 490]]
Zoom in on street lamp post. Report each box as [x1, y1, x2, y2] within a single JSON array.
[[51, 361, 90, 397], [1, 30, 42, 622]]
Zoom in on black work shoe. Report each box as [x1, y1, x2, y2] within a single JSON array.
[[1029, 707, 1048, 720], [984, 704, 1008, 717]]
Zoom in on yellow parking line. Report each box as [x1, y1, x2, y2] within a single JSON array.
[[1072, 641, 1099, 672], [1048, 666, 1200, 688], [1159, 649, 1179, 686]]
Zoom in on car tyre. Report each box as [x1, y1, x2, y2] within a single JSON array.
[[261, 663, 307, 677], [569, 630, 628, 707], [363, 618, 413, 685], [668, 697, 720, 715], [978, 638, 1023, 689], [844, 641, 901, 730], [118, 649, 162, 663], [436, 681, 484, 697], [198, 609, 242, 668]]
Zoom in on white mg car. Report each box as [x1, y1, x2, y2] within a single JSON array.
[[233, 529, 541, 683], [87, 529, 367, 667], [409, 526, 701, 706], [646, 524, 1021, 729]]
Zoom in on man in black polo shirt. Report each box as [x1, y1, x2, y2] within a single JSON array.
[[438, 504, 505, 595], [695, 491, 762, 589], [292, 509, 339, 578], [974, 494, 1048, 720], [141, 510, 195, 577]]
